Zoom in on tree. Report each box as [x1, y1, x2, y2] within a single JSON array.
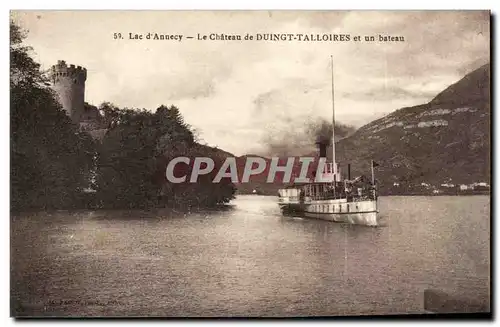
[[96, 104, 236, 210], [11, 21, 95, 210]]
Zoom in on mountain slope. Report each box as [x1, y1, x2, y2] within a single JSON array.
[[235, 63, 490, 194], [431, 63, 490, 106], [332, 63, 490, 191]]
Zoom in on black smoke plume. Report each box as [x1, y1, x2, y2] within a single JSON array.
[[311, 119, 333, 145], [259, 117, 356, 157], [308, 118, 355, 145]]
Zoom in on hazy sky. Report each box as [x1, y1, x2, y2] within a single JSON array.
[[12, 11, 489, 155]]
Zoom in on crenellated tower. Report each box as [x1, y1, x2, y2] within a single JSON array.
[[50, 60, 87, 123]]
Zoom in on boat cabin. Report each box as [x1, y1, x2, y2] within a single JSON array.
[[300, 176, 376, 202], [302, 182, 345, 200]]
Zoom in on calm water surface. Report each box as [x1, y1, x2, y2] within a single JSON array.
[[11, 195, 490, 317]]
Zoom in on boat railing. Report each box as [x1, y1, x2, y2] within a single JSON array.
[[282, 182, 377, 202], [309, 194, 344, 201], [307, 187, 377, 202], [278, 196, 300, 202]]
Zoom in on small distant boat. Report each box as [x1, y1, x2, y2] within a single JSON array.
[[277, 56, 379, 226]]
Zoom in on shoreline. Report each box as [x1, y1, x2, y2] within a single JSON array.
[[236, 191, 491, 197], [10, 193, 490, 214]]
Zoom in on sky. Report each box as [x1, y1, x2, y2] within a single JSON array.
[[12, 11, 490, 155]]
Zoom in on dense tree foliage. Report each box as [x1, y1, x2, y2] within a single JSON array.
[[96, 104, 236, 209], [11, 22, 95, 210], [11, 21, 235, 212]]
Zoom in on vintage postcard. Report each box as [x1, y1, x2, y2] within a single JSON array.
[[10, 10, 490, 318]]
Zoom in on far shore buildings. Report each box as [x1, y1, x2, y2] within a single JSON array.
[[459, 182, 490, 191], [393, 180, 489, 193]]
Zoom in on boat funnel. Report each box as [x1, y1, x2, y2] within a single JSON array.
[[316, 141, 328, 158]]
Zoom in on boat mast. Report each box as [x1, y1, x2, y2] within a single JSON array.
[[330, 55, 337, 180]]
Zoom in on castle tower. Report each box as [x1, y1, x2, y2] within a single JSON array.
[[50, 60, 87, 123]]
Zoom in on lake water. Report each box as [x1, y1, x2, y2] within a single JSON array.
[[11, 195, 490, 317]]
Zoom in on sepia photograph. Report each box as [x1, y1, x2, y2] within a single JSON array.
[[9, 10, 491, 318]]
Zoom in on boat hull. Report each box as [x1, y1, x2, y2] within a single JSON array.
[[303, 210, 378, 226], [278, 199, 378, 226]]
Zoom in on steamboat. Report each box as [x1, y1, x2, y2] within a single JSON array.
[[277, 57, 379, 226]]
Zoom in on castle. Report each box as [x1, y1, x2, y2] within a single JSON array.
[[50, 60, 107, 139]]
